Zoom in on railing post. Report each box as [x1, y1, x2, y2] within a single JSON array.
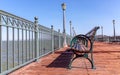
[[51, 25, 54, 53], [58, 29, 61, 48], [34, 17, 39, 61], [0, 14, 2, 73], [66, 35, 68, 44]]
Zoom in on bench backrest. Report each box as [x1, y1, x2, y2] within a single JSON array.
[[85, 26, 100, 42], [70, 26, 100, 52]]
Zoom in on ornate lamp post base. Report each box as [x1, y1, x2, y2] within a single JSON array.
[[64, 44, 68, 47]]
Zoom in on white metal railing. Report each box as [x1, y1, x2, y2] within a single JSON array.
[[0, 10, 71, 75]]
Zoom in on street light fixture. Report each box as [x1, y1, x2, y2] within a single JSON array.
[[62, 3, 66, 10], [101, 26, 103, 41], [72, 27, 76, 36], [61, 3, 67, 47]]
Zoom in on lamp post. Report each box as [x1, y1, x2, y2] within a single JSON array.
[[70, 21, 72, 40], [113, 20, 116, 41], [61, 3, 67, 47], [72, 27, 76, 36], [101, 26, 103, 41]]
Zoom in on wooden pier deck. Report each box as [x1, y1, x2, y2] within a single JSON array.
[[9, 42, 120, 75]]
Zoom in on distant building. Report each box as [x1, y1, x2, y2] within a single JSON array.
[[95, 35, 120, 42]]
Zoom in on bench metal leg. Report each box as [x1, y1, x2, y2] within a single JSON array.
[[86, 58, 95, 69], [91, 52, 96, 69], [68, 54, 80, 69], [68, 53, 96, 69], [68, 56, 76, 69]]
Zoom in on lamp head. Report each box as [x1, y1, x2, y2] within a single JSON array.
[[61, 3, 66, 10], [113, 20, 115, 24]]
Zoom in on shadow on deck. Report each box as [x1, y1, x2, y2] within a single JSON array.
[[47, 49, 72, 68]]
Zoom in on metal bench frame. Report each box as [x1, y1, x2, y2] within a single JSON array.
[[68, 26, 100, 69]]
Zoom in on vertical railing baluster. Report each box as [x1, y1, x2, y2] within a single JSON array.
[[41, 29, 44, 56], [29, 26, 30, 60], [32, 31, 33, 59], [6, 16, 9, 70], [38, 30, 40, 56], [22, 23, 24, 63], [0, 14, 2, 73], [30, 31, 31, 60], [38, 30, 40, 57], [29, 31, 31, 60], [18, 28, 19, 65], [40, 27, 42, 57], [12, 18, 15, 67], [6, 27, 8, 70], [34, 17, 39, 61], [39, 30, 41, 57], [58, 29, 61, 48], [25, 27, 27, 61]]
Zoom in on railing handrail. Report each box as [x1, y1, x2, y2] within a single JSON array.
[[0, 10, 33, 24]]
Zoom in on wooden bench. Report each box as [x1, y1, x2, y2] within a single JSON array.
[[67, 26, 100, 69]]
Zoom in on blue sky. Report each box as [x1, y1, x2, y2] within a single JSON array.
[[0, 0, 120, 36]]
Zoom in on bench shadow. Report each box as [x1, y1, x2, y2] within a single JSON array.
[[54, 51, 66, 54], [47, 49, 72, 68]]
